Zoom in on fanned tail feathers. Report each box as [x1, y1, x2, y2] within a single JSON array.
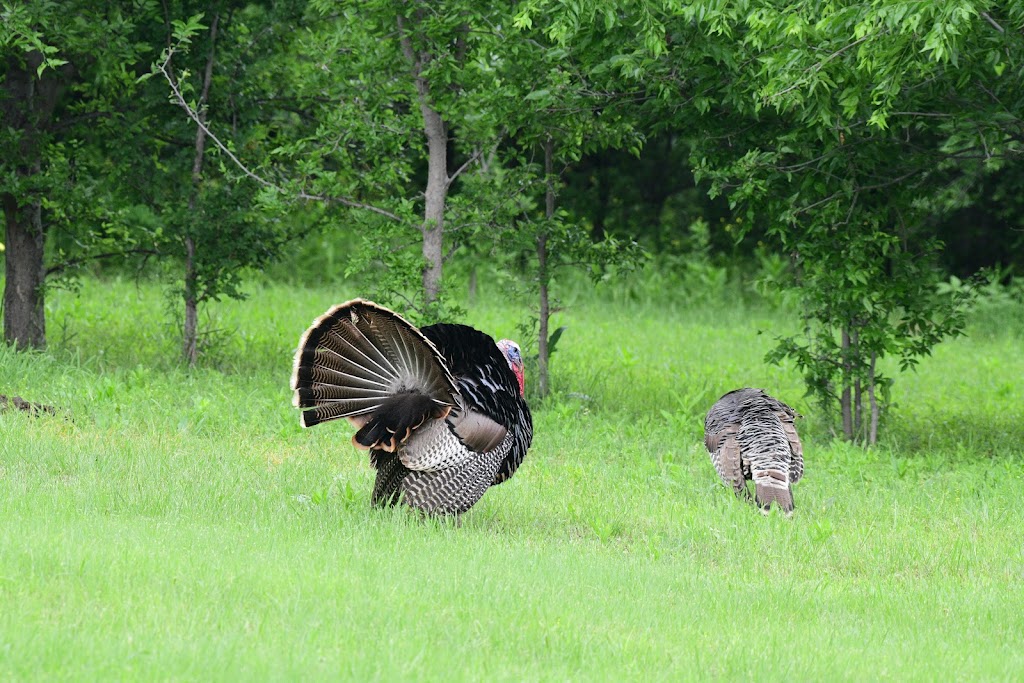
[[291, 300, 459, 450]]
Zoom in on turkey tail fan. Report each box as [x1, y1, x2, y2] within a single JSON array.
[[290, 300, 459, 447]]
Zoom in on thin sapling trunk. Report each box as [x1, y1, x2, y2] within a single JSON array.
[[841, 326, 853, 440], [398, 14, 448, 306], [868, 351, 879, 445], [536, 138, 556, 398], [853, 329, 862, 440], [182, 13, 219, 366]]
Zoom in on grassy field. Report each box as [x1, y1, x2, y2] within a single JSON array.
[[2, 276, 1023, 680]]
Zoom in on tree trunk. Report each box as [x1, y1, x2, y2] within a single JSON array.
[[3, 193, 46, 349], [398, 14, 447, 306], [467, 266, 477, 303], [537, 233, 550, 398], [840, 326, 853, 440], [852, 329, 862, 441], [1, 53, 71, 349], [183, 235, 199, 364], [181, 14, 219, 366], [537, 138, 556, 399], [868, 351, 879, 446], [854, 377, 862, 441]]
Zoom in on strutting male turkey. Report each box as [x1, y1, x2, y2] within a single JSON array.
[[703, 388, 804, 513], [290, 299, 533, 515]]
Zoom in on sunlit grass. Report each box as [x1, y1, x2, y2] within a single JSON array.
[[1, 275, 1022, 680]]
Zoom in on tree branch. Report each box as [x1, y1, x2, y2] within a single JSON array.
[[887, 111, 956, 118], [45, 248, 161, 277], [766, 34, 874, 103], [155, 47, 405, 224], [980, 11, 1005, 33], [447, 147, 482, 188], [792, 171, 921, 216]]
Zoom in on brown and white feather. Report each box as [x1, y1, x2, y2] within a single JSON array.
[[703, 388, 804, 513]]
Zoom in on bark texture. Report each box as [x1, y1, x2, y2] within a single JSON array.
[[398, 14, 448, 305], [3, 193, 46, 349], [1, 53, 71, 349]]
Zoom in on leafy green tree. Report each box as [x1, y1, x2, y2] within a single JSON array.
[[156, 3, 641, 396], [284, 0, 508, 318], [516, 0, 1024, 439], [687, 0, 1023, 440], [138, 3, 313, 364], [0, 1, 143, 349], [481, 21, 646, 398], [153, 1, 504, 323]]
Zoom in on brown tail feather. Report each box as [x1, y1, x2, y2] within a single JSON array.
[[754, 483, 794, 513]]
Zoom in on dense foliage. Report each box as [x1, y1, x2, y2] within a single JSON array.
[[3, 0, 1023, 437]]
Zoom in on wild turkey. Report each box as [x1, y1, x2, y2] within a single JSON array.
[[290, 299, 532, 515], [703, 388, 804, 513]]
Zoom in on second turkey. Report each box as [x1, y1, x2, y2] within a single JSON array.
[[703, 387, 804, 513]]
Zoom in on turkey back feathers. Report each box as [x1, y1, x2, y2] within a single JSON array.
[[704, 387, 804, 514], [419, 323, 533, 484]]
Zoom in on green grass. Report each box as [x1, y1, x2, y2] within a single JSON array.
[[2, 276, 1023, 680]]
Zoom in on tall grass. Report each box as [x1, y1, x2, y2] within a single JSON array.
[[1, 275, 1022, 680]]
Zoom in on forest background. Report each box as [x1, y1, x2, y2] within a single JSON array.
[[3, 1, 1024, 439]]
